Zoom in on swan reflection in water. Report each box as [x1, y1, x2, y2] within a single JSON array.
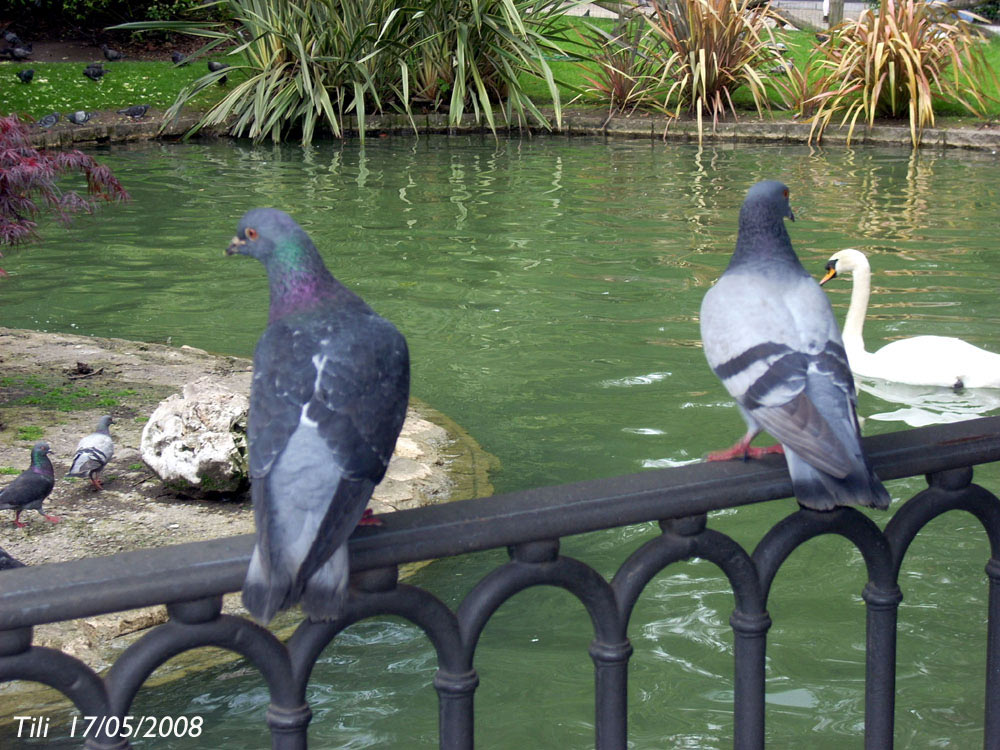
[[857, 377, 1000, 427]]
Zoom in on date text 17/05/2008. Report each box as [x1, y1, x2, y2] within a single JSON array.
[[13, 714, 205, 739]]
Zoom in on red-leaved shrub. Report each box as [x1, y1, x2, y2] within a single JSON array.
[[0, 115, 129, 257]]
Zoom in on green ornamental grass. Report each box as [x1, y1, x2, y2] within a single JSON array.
[[3, 10, 1000, 142]]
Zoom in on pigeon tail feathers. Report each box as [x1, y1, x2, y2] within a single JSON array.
[[66, 448, 108, 477], [300, 545, 350, 621], [786, 449, 890, 511], [242, 546, 294, 624]]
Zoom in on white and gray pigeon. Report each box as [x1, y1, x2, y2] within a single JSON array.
[[699, 180, 890, 511], [67, 110, 92, 125], [66, 415, 114, 490], [0, 442, 59, 528], [227, 208, 410, 624]]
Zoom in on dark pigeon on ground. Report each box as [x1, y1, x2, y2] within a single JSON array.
[[0, 545, 25, 570], [2, 44, 31, 60], [171, 51, 188, 66], [37, 112, 60, 129], [3, 30, 24, 47], [66, 415, 114, 489], [66, 110, 92, 125], [83, 64, 106, 81], [228, 208, 410, 625], [0, 442, 60, 528], [16, 68, 33, 84], [699, 180, 890, 512], [208, 60, 229, 85], [117, 104, 149, 120], [100, 43, 124, 61]]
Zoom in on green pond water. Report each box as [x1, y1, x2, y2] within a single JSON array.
[[3, 136, 1000, 748]]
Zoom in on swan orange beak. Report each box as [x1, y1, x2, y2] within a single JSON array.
[[819, 265, 837, 286]]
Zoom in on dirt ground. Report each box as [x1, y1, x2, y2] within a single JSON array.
[[9, 36, 206, 65]]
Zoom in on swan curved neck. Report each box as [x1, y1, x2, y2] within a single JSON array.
[[842, 264, 871, 362]]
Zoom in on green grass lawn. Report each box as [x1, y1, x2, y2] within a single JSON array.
[[525, 21, 1000, 120], [1, 59, 226, 122]]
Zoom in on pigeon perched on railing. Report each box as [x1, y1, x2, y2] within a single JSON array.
[[16, 68, 33, 84], [66, 415, 114, 490], [37, 112, 60, 129], [100, 43, 123, 61], [83, 63, 105, 81], [700, 180, 890, 511], [0, 442, 59, 528], [227, 208, 410, 624], [0, 545, 25, 570], [66, 110, 92, 125], [117, 104, 149, 120]]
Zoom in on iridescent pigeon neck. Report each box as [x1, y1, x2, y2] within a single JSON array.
[[31, 451, 53, 477], [264, 240, 347, 321]]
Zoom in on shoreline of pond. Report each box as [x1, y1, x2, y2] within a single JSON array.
[[24, 107, 1000, 153]]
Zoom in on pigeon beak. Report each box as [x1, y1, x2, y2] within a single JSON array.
[[819, 265, 837, 286], [787, 207, 796, 222], [226, 236, 246, 256]]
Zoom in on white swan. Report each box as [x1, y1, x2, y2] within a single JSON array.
[[819, 248, 1000, 389]]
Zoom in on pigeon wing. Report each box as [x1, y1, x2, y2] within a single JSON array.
[[701, 268, 854, 477], [67, 432, 114, 477], [243, 308, 409, 622], [0, 469, 54, 510]]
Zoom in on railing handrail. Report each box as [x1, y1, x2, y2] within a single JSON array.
[[3, 415, 1000, 631]]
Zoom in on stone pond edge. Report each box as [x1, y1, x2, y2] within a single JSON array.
[[25, 110, 1000, 152]]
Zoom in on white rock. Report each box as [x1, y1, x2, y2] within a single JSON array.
[[140, 377, 248, 495]]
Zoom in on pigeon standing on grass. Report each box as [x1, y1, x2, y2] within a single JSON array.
[[83, 63, 106, 81], [228, 208, 410, 624], [699, 181, 890, 511], [16, 69, 33, 84], [66, 415, 114, 490], [170, 51, 188, 66], [0, 442, 59, 528], [208, 60, 229, 85]]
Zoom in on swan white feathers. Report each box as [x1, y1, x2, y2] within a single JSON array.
[[820, 249, 1000, 389]]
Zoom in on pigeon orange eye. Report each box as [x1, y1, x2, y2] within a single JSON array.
[[246, 228, 259, 241], [783, 189, 789, 198]]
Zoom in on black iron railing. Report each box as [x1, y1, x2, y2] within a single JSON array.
[[3, 417, 1000, 749]]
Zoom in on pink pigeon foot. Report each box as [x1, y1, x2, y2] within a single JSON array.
[[707, 439, 784, 462], [357, 508, 383, 527], [42, 513, 61, 523]]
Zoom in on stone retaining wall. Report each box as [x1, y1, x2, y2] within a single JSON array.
[[27, 109, 1000, 152]]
